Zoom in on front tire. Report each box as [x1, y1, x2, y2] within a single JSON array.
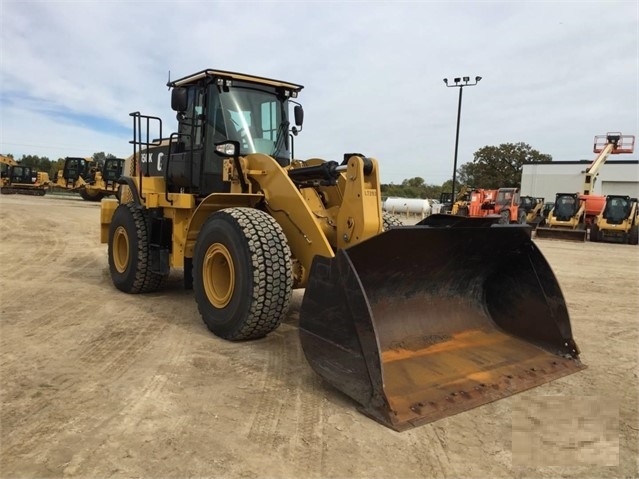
[[108, 202, 165, 293], [193, 208, 293, 340], [590, 223, 600, 242], [499, 210, 510, 224]]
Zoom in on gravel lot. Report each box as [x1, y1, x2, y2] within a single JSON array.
[[1, 195, 637, 478]]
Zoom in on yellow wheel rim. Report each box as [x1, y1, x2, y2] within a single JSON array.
[[203, 243, 234, 308], [113, 226, 130, 273]]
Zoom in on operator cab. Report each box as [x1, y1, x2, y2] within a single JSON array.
[[103, 158, 125, 185], [63, 157, 91, 183], [603, 195, 631, 224], [553, 193, 580, 221], [134, 69, 304, 197], [496, 188, 519, 207], [9, 166, 34, 184]]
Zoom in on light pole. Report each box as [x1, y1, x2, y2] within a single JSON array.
[[443, 76, 482, 204]]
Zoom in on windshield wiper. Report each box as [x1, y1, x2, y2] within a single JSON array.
[[271, 120, 290, 157]]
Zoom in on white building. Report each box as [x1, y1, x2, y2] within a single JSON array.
[[520, 159, 639, 202]]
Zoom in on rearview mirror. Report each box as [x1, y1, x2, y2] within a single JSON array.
[[294, 105, 304, 127], [171, 87, 188, 112]]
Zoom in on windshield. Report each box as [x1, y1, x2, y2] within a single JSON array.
[[496, 190, 518, 206], [215, 86, 291, 162]]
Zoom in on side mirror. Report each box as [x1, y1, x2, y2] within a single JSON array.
[[171, 87, 188, 112], [294, 105, 304, 127]]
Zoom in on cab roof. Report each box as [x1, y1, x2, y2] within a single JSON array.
[[168, 69, 304, 92]]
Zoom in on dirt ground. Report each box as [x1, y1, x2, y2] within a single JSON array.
[[0, 195, 637, 479]]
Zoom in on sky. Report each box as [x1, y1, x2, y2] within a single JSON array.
[[1, 1, 637, 185]]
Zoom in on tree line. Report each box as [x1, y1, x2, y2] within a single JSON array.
[[382, 142, 552, 199], [3, 141, 552, 196]]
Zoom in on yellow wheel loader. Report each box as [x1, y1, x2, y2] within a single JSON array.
[[100, 69, 584, 431], [53, 156, 125, 201], [590, 195, 638, 245]]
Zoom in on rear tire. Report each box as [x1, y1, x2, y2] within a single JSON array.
[[108, 202, 166, 293], [193, 208, 293, 340], [499, 210, 510, 224], [630, 224, 639, 245], [590, 224, 600, 242]]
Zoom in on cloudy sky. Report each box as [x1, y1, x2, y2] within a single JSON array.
[[1, 1, 637, 185]]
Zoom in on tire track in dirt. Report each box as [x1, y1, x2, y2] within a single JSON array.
[[244, 331, 290, 446], [78, 310, 168, 378], [242, 323, 328, 477], [0, 370, 86, 467], [1, 322, 188, 474], [290, 371, 328, 477]]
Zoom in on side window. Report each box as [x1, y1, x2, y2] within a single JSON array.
[[261, 101, 278, 140], [179, 87, 205, 148]]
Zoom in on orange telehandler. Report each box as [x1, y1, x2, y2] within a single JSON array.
[[465, 187, 527, 224]]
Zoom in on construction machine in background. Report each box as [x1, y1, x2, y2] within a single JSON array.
[[489, 187, 527, 224], [536, 132, 635, 242], [536, 192, 591, 242], [1, 155, 50, 196], [0, 154, 18, 169], [466, 188, 496, 217], [439, 185, 471, 215], [590, 195, 638, 245], [53, 156, 125, 201], [519, 196, 545, 228], [463, 187, 527, 225], [99, 69, 584, 431]]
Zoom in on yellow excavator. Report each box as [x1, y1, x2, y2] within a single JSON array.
[[590, 195, 638, 245], [1, 154, 50, 196], [99, 69, 584, 431]]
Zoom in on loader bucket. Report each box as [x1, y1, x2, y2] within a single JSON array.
[[534, 226, 587, 242], [299, 222, 585, 431]]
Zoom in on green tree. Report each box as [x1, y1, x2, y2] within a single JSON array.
[[402, 177, 425, 189], [457, 142, 551, 188], [380, 179, 447, 200], [19, 155, 52, 176]]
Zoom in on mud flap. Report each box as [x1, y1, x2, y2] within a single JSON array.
[[299, 222, 585, 431], [535, 226, 587, 242]]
